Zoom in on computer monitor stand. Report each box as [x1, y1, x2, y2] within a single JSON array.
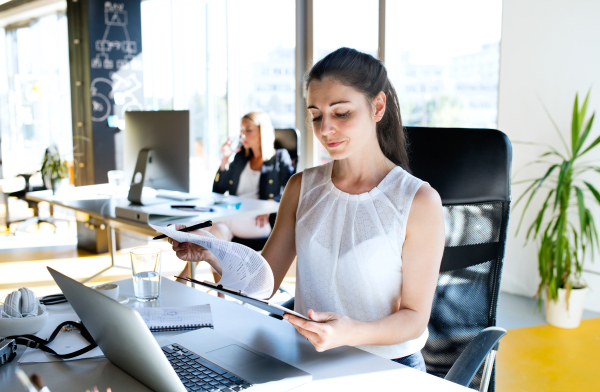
[[127, 148, 163, 206]]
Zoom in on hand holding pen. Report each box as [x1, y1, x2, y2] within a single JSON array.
[[152, 220, 213, 240]]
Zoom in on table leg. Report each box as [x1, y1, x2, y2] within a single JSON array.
[[3, 193, 9, 231], [108, 226, 117, 265], [82, 225, 128, 283]]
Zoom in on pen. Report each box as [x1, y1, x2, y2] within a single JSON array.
[[171, 205, 215, 213], [152, 220, 213, 240]]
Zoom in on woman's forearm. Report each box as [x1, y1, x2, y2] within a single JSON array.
[[350, 308, 428, 347], [219, 157, 228, 172]]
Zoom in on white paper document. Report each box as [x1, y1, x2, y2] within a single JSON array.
[[18, 312, 105, 363], [151, 224, 274, 298]]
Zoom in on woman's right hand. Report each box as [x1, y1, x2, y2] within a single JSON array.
[[167, 224, 212, 263], [221, 138, 241, 161]]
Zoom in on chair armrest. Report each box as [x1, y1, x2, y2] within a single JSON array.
[[444, 326, 507, 387]]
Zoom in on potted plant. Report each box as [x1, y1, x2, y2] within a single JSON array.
[[41, 147, 69, 195], [515, 90, 600, 328]]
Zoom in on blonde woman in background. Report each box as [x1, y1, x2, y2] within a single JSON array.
[[177, 112, 295, 283]]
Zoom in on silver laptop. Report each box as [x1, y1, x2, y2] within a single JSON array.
[[48, 267, 311, 392]]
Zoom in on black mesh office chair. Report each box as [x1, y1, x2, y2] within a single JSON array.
[[271, 127, 511, 392], [408, 126, 512, 392], [232, 128, 300, 251]]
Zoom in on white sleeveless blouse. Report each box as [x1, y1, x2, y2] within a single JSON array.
[[295, 161, 428, 359]]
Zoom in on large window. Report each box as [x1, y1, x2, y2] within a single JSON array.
[[0, 1, 503, 183], [229, 0, 295, 129], [142, 0, 228, 192], [141, 0, 295, 192], [312, 0, 379, 165], [0, 13, 72, 179], [385, 0, 502, 129]]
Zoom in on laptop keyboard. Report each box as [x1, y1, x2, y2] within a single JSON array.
[[162, 343, 253, 392]]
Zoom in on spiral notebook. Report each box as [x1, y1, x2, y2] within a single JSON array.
[[136, 304, 213, 332]]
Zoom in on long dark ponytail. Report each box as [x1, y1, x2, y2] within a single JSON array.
[[306, 47, 410, 171]]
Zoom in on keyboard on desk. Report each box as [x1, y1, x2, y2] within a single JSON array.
[[162, 343, 252, 392]]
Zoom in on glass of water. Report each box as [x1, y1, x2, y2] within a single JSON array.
[[130, 247, 162, 301]]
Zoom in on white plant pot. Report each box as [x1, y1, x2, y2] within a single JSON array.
[[545, 287, 588, 329]]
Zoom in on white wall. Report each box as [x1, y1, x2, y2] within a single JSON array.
[[498, 0, 600, 311]]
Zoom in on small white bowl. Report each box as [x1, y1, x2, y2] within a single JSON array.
[[0, 305, 48, 338], [92, 283, 120, 300]]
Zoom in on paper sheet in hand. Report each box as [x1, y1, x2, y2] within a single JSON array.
[[151, 224, 274, 298], [18, 312, 105, 363]]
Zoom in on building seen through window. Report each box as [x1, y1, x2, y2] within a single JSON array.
[[141, 0, 295, 190], [231, 0, 295, 130], [312, 0, 379, 165], [141, 0, 228, 192], [0, 0, 503, 183], [386, 0, 502, 129]]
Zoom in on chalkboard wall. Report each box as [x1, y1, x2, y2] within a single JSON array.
[[87, 0, 143, 183]]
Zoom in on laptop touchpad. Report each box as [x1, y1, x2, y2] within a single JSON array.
[[207, 344, 264, 368]]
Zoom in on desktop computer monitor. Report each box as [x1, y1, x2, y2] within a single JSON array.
[[124, 111, 190, 196]]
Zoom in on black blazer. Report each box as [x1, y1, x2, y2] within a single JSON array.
[[212, 149, 294, 202]]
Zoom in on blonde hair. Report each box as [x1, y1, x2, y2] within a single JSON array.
[[241, 111, 276, 159]]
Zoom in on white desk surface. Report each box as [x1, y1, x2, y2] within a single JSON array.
[[1, 278, 469, 391], [25, 184, 280, 236]]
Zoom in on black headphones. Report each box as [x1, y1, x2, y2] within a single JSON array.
[[0, 321, 97, 366], [39, 294, 68, 305]]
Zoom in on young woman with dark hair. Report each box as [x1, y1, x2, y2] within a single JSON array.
[[168, 48, 445, 371]]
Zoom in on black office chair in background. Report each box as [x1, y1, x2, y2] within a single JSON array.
[[2, 147, 68, 233], [231, 128, 300, 251], [271, 127, 511, 392]]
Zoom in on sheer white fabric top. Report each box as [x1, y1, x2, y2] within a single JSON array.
[[236, 162, 261, 199], [295, 161, 428, 359]]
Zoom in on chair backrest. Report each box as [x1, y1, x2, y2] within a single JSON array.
[[405, 127, 511, 392], [274, 128, 300, 172]]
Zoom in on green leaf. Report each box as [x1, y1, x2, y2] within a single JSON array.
[[575, 113, 595, 157], [539, 96, 571, 155], [513, 179, 540, 209], [571, 93, 579, 157], [589, 212, 600, 252], [579, 134, 600, 157], [579, 89, 591, 132], [540, 148, 566, 161], [527, 189, 555, 240], [584, 181, 600, 205], [515, 165, 559, 234], [575, 187, 586, 242], [553, 161, 571, 211]]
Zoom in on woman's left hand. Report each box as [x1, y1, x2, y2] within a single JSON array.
[[255, 214, 270, 228], [283, 310, 360, 352]]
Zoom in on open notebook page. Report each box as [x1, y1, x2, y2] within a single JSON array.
[[136, 304, 213, 332]]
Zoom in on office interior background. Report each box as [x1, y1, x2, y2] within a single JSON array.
[[0, 0, 599, 391]]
